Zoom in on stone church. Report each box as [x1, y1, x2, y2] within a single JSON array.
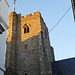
[[5, 0, 75, 75], [5, 10, 55, 75], [5, 11, 75, 75]]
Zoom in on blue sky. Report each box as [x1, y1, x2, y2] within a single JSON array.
[[9, 0, 75, 61]]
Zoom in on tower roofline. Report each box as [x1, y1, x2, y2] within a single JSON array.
[[9, 11, 17, 16], [21, 11, 41, 19]]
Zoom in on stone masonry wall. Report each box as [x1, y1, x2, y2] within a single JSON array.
[[5, 12, 18, 75], [5, 11, 54, 75]]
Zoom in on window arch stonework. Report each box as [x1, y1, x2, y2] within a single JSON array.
[[23, 24, 29, 34]]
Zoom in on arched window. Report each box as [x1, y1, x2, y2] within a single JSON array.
[[24, 24, 29, 34]]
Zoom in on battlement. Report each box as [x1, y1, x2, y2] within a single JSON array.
[[21, 11, 41, 19], [9, 11, 41, 19]]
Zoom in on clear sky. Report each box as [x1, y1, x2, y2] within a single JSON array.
[[9, 0, 75, 61]]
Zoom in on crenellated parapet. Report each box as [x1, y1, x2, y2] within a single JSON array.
[[21, 11, 41, 20]]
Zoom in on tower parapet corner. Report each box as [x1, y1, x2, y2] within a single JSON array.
[[33, 11, 41, 16], [9, 11, 17, 17], [17, 13, 21, 16]]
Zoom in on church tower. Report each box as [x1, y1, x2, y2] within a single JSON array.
[[5, 11, 55, 75]]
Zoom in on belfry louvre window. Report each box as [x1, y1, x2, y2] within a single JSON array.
[[24, 24, 29, 34]]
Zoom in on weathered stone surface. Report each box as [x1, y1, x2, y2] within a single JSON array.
[[5, 11, 55, 75]]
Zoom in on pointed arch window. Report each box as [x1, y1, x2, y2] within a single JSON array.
[[23, 24, 29, 34]]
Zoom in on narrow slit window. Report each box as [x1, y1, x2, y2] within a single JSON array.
[[27, 27, 29, 33], [24, 44, 28, 51], [25, 44, 27, 50], [24, 27, 26, 34]]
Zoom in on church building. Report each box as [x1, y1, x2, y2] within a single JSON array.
[[5, 1, 55, 75], [5, 1, 75, 75]]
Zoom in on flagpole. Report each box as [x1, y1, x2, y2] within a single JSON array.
[[13, 0, 16, 11]]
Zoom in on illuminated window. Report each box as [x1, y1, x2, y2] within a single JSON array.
[[24, 24, 29, 34]]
